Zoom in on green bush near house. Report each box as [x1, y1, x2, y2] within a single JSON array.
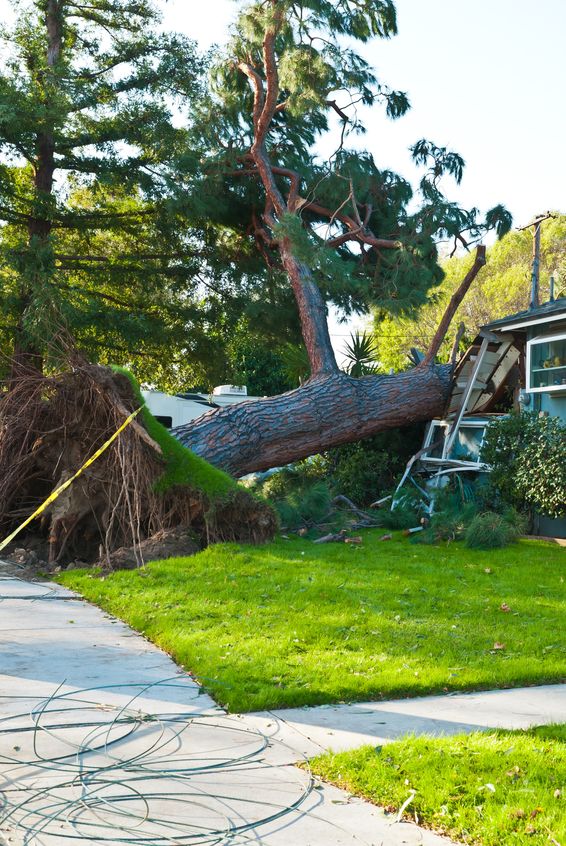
[[326, 425, 424, 507], [481, 412, 566, 519], [310, 725, 566, 846]]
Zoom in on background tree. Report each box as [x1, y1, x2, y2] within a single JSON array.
[[0, 0, 240, 383], [223, 329, 296, 395], [173, 0, 510, 474]]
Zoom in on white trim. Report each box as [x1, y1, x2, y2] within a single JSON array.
[[526, 331, 566, 394], [423, 417, 498, 467], [492, 312, 566, 332], [422, 419, 447, 448], [421, 457, 488, 469], [424, 417, 493, 448]]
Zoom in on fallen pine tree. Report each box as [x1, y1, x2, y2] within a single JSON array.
[[172, 1, 504, 476], [0, 0, 511, 564], [174, 362, 453, 476]]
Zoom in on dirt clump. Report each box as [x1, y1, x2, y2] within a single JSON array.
[[100, 527, 201, 570]]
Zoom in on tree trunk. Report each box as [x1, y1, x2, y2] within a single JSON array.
[[173, 364, 451, 476], [279, 240, 338, 376], [204, 17, 455, 477]]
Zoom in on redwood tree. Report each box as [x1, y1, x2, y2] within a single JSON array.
[[173, 0, 510, 474]]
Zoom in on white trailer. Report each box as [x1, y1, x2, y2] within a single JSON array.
[[142, 386, 257, 429]]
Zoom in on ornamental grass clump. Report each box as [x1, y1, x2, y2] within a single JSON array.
[[272, 480, 332, 530], [465, 511, 521, 549], [418, 501, 477, 544]]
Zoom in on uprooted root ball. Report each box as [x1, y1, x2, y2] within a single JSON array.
[[0, 360, 276, 565]]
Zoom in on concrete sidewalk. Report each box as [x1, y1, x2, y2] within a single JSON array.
[[0, 574, 563, 845], [0, 576, 456, 845], [246, 684, 566, 759]]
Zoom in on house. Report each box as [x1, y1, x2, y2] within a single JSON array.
[[142, 385, 259, 429], [417, 331, 522, 475], [482, 294, 566, 537], [483, 295, 566, 419], [412, 293, 566, 537]]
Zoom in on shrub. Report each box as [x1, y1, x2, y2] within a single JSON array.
[[419, 501, 478, 544], [260, 458, 327, 501], [255, 462, 333, 531], [255, 427, 424, 514], [326, 425, 424, 506], [275, 481, 332, 530], [481, 412, 566, 519], [261, 468, 300, 501], [465, 511, 521, 549], [376, 492, 423, 530], [414, 481, 483, 544]]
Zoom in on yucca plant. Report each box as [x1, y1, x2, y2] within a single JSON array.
[[342, 331, 380, 377]]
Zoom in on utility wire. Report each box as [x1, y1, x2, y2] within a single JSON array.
[[0, 679, 314, 844]]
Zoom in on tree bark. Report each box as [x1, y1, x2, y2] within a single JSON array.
[[173, 364, 451, 476], [279, 240, 338, 376]]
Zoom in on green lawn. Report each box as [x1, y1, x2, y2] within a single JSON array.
[[58, 532, 566, 712], [310, 725, 566, 846]]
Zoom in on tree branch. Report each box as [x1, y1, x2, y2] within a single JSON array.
[[420, 245, 486, 368], [257, 11, 282, 147], [450, 322, 466, 368], [53, 281, 163, 314], [0, 206, 33, 223], [270, 165, 301, 208], [240, 7, 288, 219], [54, 251, 200, 262], [326, 99, 350, 121], [237, 61, 265, 133], [303, 201, 400, 249]]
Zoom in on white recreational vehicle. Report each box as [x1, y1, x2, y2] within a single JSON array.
[[142, 385, 258, 429]]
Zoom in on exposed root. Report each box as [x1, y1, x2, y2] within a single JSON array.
[[0, 357, 275, 565]]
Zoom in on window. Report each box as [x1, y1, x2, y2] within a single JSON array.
[[424, 420, 447, 458], [451, 425, 485, 462], [422, 418, 493, 466], [526, 333, 566, 393]]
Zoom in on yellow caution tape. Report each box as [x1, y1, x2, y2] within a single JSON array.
[[0, 406, 142, 554]]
